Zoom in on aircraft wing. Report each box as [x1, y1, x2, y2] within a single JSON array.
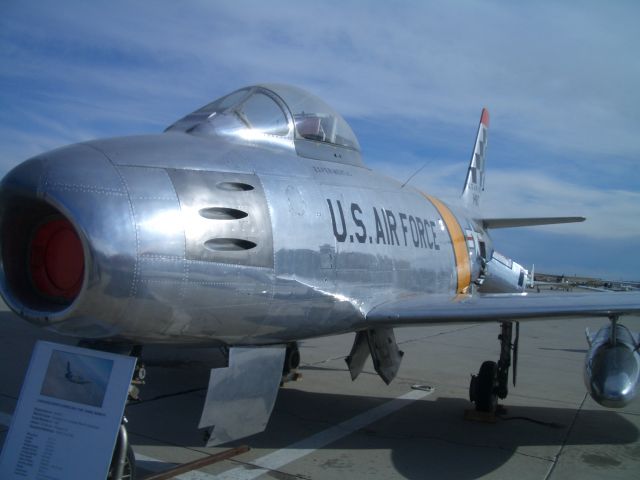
[[364, 291, 640, 327]]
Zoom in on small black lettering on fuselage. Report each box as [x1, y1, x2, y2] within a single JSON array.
[[327, 199, 441, 250], [313, 166, 352, 176]]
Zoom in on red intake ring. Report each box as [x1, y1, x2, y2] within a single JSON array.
[[29, 218, 84, 301]]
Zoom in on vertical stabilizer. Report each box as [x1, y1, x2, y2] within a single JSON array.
[[461, 108, 489, 209]]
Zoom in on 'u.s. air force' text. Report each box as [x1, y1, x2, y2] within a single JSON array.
[[327, 199, 440, 250]]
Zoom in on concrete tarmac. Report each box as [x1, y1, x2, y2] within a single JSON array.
[[1, 294, 639, 479]]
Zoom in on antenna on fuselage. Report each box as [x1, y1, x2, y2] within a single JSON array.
[[400, 163, 428, 189]]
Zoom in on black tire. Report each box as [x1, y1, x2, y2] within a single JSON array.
[[108, 442, 136, 480], [474, 360, 498, 413], [283, 343, 300, 375]]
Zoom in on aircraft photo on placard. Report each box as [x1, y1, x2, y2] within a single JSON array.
[[40, 350, 113, 408]]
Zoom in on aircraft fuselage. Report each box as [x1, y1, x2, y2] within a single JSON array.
[[0, 132, 487, 345]]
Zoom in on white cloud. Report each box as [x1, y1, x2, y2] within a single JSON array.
[[0, 1, 637, 277], [3, 2, 639, 159], [483, 170, 640, 239]]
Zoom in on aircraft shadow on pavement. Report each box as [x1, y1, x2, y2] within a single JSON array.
[[127, 384, 639, 480]]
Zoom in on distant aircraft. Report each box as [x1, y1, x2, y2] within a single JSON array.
[[65, 361, 90, 385], [0, 84, 638, 444]]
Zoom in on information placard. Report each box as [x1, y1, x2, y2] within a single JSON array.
[[0, 341, 136, 479]]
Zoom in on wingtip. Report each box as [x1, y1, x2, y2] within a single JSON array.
[[481, 108, 490, 127]]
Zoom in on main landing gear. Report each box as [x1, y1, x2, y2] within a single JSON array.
[[469, 321, 519, 413], [281, 342, 302, 384]]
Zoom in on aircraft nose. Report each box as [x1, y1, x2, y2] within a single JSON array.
[[0, 144, 136, 336]]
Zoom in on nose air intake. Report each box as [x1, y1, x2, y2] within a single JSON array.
[[1, 195, 86, 312], [0, 143, 128, 328], [29, 217, 84, 302]]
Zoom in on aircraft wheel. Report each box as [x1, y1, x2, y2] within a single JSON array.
[[470, 361, 498, 413], [283, 343, 300, 375], [108, 442, 136, 480]]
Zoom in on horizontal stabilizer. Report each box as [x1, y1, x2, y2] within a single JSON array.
[[482, 217, 585, 229]]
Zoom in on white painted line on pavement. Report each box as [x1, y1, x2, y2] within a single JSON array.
[[216, 389, 432, 480], [2, 388, 431, 479]]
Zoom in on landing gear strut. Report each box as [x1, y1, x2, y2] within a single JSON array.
[[108, 417, 136, 479], [469, 321, 519, 413]]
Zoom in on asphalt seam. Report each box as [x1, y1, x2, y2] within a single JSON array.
[[396, 324, 481, 346], [543, 392, 588, 480], [126, 429, 208, 453]]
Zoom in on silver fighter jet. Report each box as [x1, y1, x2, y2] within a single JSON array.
[[0, 84, 638, 444]]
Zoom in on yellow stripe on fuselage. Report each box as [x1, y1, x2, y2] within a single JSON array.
[[422, 194, 471, 294]]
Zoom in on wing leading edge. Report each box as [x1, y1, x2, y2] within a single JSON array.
[[364, 291, 640, 328]]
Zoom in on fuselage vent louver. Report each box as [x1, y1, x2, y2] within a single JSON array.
[[204, 238, 257, 252], [199, 207, 248, 220], [217, 182, 254, 192]]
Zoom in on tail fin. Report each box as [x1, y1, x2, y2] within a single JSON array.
[[461, 108, 489, 209]]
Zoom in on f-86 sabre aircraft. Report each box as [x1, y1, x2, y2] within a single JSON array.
[[1, 84, 639, 445]]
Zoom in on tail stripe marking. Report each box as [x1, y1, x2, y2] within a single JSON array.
[[422, 194, 471, 294]]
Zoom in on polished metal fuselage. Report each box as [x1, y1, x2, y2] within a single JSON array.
[[0, 131, 484, 345]]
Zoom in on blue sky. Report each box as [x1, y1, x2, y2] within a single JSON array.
[[1, 1, 638, 280]]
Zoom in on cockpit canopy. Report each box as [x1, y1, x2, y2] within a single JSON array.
[[165, 84, 362, 166]]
